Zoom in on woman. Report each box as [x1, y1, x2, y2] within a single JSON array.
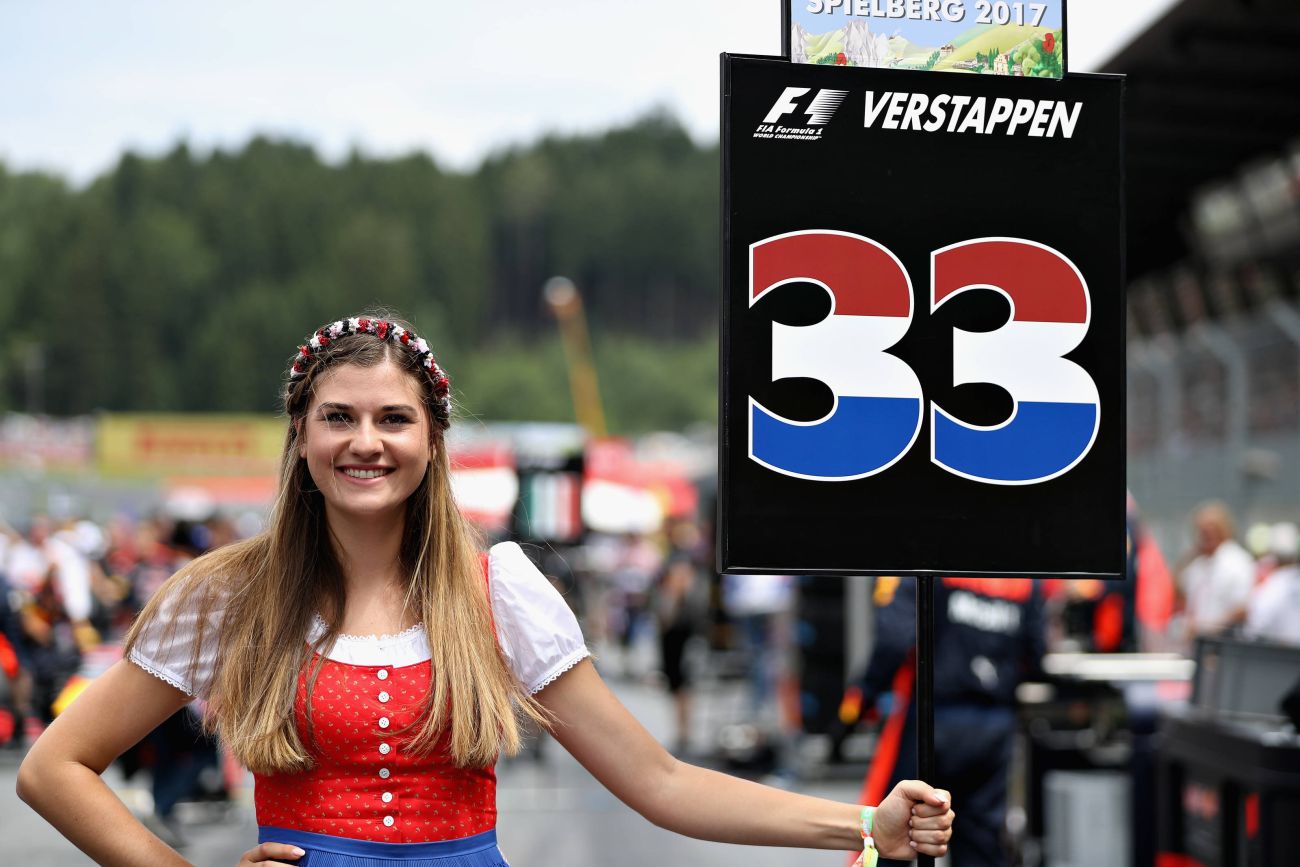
[[17, 312, 953, 866]]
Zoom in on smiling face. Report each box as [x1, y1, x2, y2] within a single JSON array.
[[299, 360, 433, 528]]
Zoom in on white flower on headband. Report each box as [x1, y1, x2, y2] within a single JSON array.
[[414, 338, 429, 354], [328, 322, 344, 338]]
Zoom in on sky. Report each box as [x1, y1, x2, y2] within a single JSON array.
[[0, 1, 1178, 184]]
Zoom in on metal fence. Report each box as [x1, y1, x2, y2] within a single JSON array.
[[1127, 289, 1300, 557]]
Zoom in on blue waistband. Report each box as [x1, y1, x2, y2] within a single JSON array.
[[257, 826, 499, 859]]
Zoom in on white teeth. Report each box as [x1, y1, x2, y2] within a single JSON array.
[[342, 468, 390, 479]]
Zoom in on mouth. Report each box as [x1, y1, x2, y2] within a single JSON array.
[[337, 466, 395, 480]]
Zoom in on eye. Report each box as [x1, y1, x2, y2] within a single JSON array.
[[323, 411, 352, 425], [382, 413, 414, 425]]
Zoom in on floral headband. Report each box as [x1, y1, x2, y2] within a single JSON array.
[[289, 317, 452, 429]]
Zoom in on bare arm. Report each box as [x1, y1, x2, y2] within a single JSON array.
[[537, 658, 952, 859], [16, 659, 197, 866]]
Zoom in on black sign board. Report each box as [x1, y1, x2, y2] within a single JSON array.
[[720, 54, 1125, 578]]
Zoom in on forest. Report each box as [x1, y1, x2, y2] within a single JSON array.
[[0, 111, 720, 433]]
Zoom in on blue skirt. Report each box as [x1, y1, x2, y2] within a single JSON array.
[[257, 826, 509, 867]]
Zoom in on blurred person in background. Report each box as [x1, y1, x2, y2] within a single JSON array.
[[1177, 500, 1255, 640], [0, 517, 33, 747], [125, 517, 191, 620], [1243, 522, 1300, 646], [844, 577, 1045, 867], [2, 514, 97, 735], [721, 572, 793, 721], [19, 311, 953, 867], [1052, 496, 1175, 652], [101, 515, 143, 632], [652, 518, 709, 755], [610, 530, 662, 677], [1245, 521, 1281, 586]]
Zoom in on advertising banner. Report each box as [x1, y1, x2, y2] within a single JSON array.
[[97, 414, 286, 477], [785, 0, 1065, 78], [720, 55, 1124, 578]]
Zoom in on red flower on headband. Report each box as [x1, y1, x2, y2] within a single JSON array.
[[376, 320, 389, 338], [399, 332, 410, 345], [358, 317, 371, 332]]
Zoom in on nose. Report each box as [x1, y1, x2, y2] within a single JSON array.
[[349, 418, 384, 457]]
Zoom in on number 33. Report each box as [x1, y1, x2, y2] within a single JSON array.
[[748, 231, 1099, 486]]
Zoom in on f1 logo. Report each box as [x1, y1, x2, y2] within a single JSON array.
[[762, 87, 849, 126]]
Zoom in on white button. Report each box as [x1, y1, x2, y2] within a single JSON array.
[[379, 717, 390, 729], [383, 816, 395, 827], [379, 743, 391, 755], [382, 792, 393, 803], [377, 669, 389, 680], [378, 691, 390, 703], [379, 768, 391, 779]]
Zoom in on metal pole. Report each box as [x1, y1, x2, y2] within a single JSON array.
[[915, 574, 936, 867]]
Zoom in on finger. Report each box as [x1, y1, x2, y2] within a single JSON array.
[[896, 779, 950, 807], [910, 809, 955, 831], [912, 802, 955, 822], [244, 842, 306, 863], [908, 828, 951, 845]]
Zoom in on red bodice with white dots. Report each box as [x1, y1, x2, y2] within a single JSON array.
[[253, 655, 496, 843]]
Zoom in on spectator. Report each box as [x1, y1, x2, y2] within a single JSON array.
[[652, 520, 708, 755], [1179, 501, 1255, 639], [721, 572, 792, 720], [1244, 522, 1300, 646], [609, 532, 661, 677]]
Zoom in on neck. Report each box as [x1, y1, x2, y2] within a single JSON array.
[[324, 506, 407, 594]]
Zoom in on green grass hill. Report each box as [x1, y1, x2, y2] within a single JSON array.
[[804, 29, 846, 63], [933, 23, 1045, 70]]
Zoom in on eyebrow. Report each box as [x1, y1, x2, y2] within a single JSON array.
[[316, 402, 419, 415]]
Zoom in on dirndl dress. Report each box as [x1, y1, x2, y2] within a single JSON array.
[[127, 542, 591, 866]]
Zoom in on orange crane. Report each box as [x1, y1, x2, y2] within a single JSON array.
[[543, 276, 607, 437]]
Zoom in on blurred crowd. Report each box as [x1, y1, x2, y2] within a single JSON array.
[[2, 498, 1298, 860], [0, 512, 244, 844], [1175, 501, 1300, 647]]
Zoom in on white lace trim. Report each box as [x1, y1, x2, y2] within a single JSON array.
[[308, 613, 432, 667], [312, 613, 425, 643], [127, 651, 197, 696], [527, 648, 591, 695]]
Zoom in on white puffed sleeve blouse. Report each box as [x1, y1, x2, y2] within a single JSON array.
[[127, 541, 590, 698]]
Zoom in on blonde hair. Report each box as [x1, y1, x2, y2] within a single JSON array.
[[125, 311, 547, 773]]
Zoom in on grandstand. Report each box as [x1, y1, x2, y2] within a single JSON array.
[[1111, 0, 1300, 551]]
